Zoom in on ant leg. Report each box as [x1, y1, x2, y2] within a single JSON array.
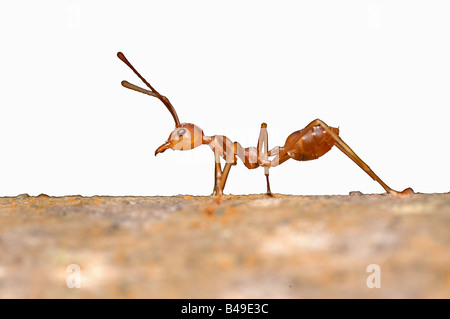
[[212, 151, 223, 196], [257, 123, 273, 196], [219, 163, 233, 193], [268, 146, 280, 157], [266, 146, 291, 168], [309, 119, 414, 196], [212, 163, 218, 195], [211, 138, 235, 196], [265, 174, 272, 196]]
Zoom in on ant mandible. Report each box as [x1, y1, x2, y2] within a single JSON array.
[[117, 52, 414, 197]]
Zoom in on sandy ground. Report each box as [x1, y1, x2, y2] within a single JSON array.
[[0, 192, 449, 298]]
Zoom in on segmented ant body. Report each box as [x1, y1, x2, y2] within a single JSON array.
[[118, 52, 413, 197]]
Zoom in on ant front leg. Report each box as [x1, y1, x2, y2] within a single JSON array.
[[210, 137, 235, 197], [212, 152, 234, 196], [212, 151, 223, 196]]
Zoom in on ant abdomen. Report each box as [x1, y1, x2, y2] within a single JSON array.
[[284, 125, 340, 161]]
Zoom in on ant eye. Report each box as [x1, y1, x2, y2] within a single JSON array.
[[177, 128, 186, 136]]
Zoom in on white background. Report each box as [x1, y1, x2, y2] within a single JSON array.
[[0, 0, 448, 196]]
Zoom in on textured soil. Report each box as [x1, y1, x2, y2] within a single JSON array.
[[0, 192, 449, 298]]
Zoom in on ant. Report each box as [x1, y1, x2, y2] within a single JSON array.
[[117, 52, 414, 197]]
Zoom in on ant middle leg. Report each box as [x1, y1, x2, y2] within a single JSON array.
[[257, 123, 273, 196]]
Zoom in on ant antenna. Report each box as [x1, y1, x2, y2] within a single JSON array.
[[121, 80, 157, 98], [117, 52, 180, 126]]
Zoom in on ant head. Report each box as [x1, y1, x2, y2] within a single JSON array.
[[155, 123, 204, 155], [117, 53, 206, 156]]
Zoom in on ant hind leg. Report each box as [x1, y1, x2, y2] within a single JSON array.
[[311, 119, 414, 196]]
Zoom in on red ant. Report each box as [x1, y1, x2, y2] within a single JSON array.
[[118, 52, 414, 197]]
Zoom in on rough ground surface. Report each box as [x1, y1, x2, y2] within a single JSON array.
[[0, 193, 449, 298]]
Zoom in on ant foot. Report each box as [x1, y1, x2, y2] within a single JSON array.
[[389, 187, 415, 197], [210, 190, 222, 204], [211, 188, 223, 197]]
